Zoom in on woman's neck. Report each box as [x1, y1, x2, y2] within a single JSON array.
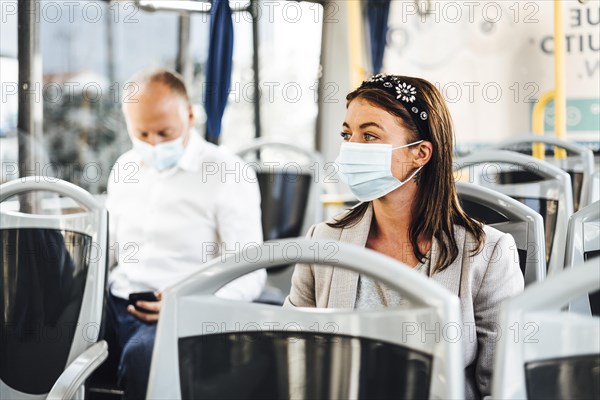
[[368, 183, 431, 264], [371, 183, 417, 238]]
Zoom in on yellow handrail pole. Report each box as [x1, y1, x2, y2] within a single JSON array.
[[531, 90, 556, 160], [554, 0, 567, 159], [347, 0, 367, 88]]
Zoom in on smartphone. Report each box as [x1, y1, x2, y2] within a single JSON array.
[[128, 291, 158, 313]]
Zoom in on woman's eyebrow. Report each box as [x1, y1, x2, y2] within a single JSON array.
[[342, 122, 384, 130], [359, 122, 384, 130]]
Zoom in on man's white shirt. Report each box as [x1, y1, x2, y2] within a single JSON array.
[[106, 130, 266, 301]]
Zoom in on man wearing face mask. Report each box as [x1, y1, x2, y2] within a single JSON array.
[[104, 68, 266, 399]]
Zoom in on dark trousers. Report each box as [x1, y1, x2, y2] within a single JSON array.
[[104, 293, 156, 400]]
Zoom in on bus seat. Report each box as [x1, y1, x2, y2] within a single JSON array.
[[491, 135, 595, 211], [0, 177, 108, 399], [592, 169, 600, 205], [492, 261, 600, 400], [147, 239, 465, 399], [237, 140, 325, 302], [454, 150, 574, 277], [565, 200, 600, 316], [456, 182, 546, 285]]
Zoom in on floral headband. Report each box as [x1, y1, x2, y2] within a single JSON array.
[[358, 74, 430, 139]]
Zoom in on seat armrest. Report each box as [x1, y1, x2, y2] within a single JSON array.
[[47, 341, 109, 400]]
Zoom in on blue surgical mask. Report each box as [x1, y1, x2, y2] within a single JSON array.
[[334, 140, 424, 202], [132, 137, 185, 171]]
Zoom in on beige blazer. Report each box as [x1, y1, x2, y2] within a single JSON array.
[[285, 204, 524, 399]]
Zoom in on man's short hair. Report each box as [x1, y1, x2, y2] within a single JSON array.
[[123, 68, 190, 105]]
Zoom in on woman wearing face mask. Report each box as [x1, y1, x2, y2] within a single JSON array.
[[285, 74, 524, 399]]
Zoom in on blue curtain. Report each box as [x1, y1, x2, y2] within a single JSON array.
[[366, 0, 391, 75], [204, 0, 234, 144]]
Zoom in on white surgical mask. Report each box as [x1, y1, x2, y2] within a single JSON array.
[[132, 136, 185, 171], [335, 140, 424, 202]]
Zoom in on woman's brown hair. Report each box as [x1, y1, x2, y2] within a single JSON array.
[[328, 75, 485, 273]]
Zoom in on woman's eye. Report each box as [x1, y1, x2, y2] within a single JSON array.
[[340, 132, 351, 141], [364, 133, 377, 141], [158, 131, 169, 137]]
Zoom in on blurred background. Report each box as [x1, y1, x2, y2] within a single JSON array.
[[1, 0, 598, 194]]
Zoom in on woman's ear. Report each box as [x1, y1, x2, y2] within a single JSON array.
[[413, 141, 433, 167]]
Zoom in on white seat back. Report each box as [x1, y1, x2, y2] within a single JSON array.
[[492, 135, 595, 210], [0, 177, 108, 399], [236, 139, 325, 239], [237, 140, 325, 296], [148, 239, 464, 400], [565, 201, 600, 315], [454, 150, 574, 277], [456, 182, 546, 285], [492, 262, 600, 399]]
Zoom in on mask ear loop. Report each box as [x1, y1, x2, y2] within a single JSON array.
[[391, 140, 425, 184], [397, 165, 424, 185], [391, 140, 424, 151]]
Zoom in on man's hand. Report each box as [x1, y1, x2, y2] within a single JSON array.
[[127, 291, 163, 323]]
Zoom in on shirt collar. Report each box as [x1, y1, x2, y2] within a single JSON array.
[[176, 128, 206, 173]]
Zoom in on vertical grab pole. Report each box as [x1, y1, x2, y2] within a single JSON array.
[[531, 91, 555, 160], [553, 0, 567, 159], [17, 0, 43, 179], [17, 0, 43, 213], [176, 14, 192, 85], [347, 0, 366, 88], [251, 0, 261, 140]]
